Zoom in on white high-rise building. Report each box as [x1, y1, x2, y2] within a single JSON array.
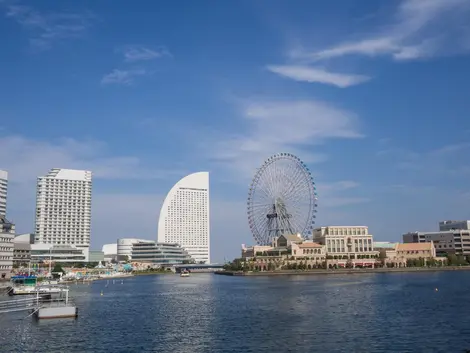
[[34, 169, 92, 261], [0, 170, 8, 217], [157, 172, 210, 264]]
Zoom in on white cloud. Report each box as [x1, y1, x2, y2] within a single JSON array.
[[101, 69, 147, 85], [0, 134, 184, 183], [204, 99, 363, 179], [3, 4, 95, 50], [267, 65, 371, 88], [121, 46, 171, 62], [295, 0, 470, 62]]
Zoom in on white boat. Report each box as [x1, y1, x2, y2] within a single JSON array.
[[180, 270, 190, 277]]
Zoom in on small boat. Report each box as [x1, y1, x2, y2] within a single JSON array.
[[180, 270, 190, 277]]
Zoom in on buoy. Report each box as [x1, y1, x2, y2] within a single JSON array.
[[435, 288, 438, 292], [100, 290, 104, 296]]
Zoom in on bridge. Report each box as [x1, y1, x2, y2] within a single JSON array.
[[172, 263, 225, 273]]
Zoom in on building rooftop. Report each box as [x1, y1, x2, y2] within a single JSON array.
[[397, 243, 433, 251], [43, 168, 92, 181], [298, 242, 323, 248], [281, 234, 303, 241]]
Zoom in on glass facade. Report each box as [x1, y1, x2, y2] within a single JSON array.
[[131, 242, 193, 265]]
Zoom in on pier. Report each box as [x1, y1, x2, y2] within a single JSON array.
[[0, 286, 78, 319]]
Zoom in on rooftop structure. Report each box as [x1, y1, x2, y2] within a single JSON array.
[[157, 172, 210, 264], [34, 168, 92, 261], [439, 220, 470, 231], [373, 241, 399, 250]]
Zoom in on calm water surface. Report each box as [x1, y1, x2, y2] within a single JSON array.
[[1, 271, 470, 352]]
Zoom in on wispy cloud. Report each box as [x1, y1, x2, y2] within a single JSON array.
[[3, 4, 95, 50], [120, 46, 171, 62], [0, 134, 185, 183], [203, 99, 363, 178], [267, 65, 371, 88], [294, 0, 470, 62], [377, 142, 470, 176], [101, 69, 147, 85]]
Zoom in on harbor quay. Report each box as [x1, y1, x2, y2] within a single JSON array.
[[216, 266, 470, 277]]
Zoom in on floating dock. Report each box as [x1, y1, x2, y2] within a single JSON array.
[[0, 286, 78, 319]]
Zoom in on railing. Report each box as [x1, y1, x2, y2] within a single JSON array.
[[0, 291, 72, 314]]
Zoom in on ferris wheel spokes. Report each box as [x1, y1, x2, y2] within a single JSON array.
[[247, 153, 318, 245]]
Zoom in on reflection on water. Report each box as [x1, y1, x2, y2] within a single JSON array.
[[1, 271, 470, 352]]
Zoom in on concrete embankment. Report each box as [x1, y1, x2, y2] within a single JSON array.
[[215, 266, 470, 277]]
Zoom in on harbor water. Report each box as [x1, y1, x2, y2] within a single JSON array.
[[1, 271, 470, 352]]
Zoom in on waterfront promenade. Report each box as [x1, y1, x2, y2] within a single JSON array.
[[216, 266, 470, 276]]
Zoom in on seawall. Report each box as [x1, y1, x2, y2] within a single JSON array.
[[215, 266, 470, 277]]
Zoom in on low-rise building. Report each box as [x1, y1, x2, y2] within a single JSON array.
[[117, 238, 153, 261], [0, 216, 14, 279], [402, 230, 470, 257], [241, 235, 327, 270], [31, 244, 86, 263], [290, 242, 326, 263], [131, 241, 192, 265], [383, 242, 437, 267]]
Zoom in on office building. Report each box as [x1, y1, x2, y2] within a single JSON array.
[[0, 170, 7, 217], [439, 220, 470, 231], [131, 241, 192, 265], [117, 238, 152, 261], [157, 172, 210, 264], [0, 216, 15, 279], [403, 230, 470, 256], [34, 168, 92, 261]]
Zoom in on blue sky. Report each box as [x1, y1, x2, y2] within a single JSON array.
[[1, 0, 470, 262]]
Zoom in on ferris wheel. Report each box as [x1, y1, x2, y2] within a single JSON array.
[[247, 153, 318, 246]]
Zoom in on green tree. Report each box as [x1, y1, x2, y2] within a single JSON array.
[[52, 263, 65, 278]]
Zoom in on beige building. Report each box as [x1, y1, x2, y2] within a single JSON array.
[[313, 226, 379, 267], [383, 242, 437, 267], [290, 242, 326, 262], [240, 234, 326, 270]]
